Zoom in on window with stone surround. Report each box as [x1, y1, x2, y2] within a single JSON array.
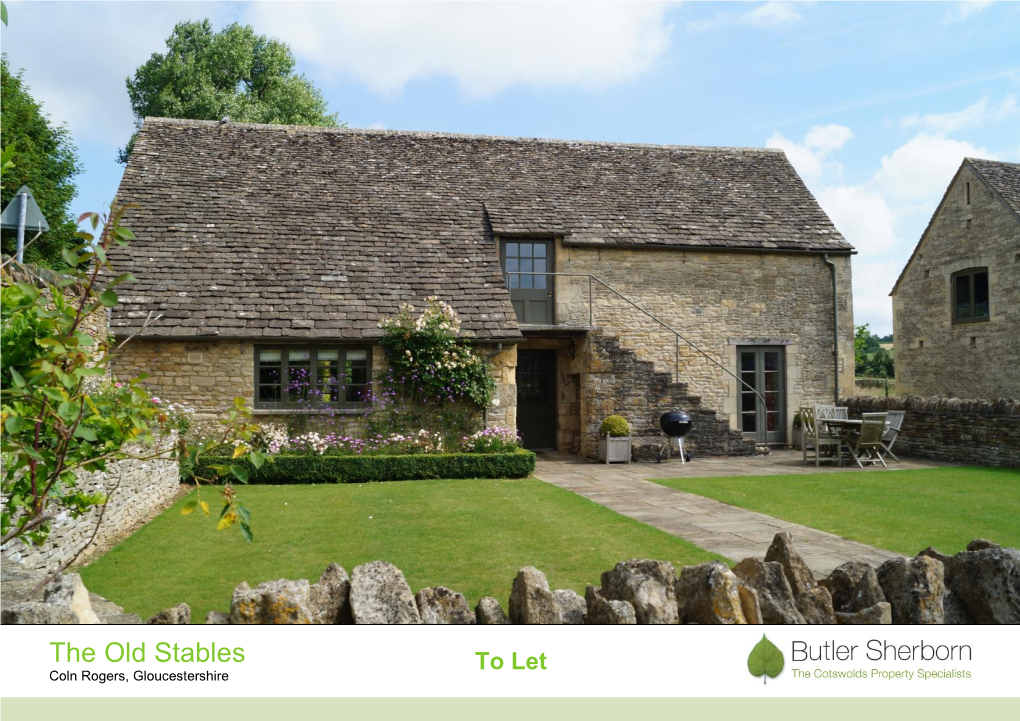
[[255, 346, 371, 410], [951, 268, 989, 323]]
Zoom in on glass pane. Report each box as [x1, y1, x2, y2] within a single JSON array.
[[520, 274, 533, 289], [318, 350, 339, 360], [258, 385, 281, 402], [505, 242, 518, 257], [345, 385, 368, 403], [505, 257, 519, 271], [519, 243, 532, 258], [974, 272, 989, 318], [741, 371, 756, 390], [955, 274, 971, 319], [259, 350, 281, 362], [509, 274, 520, 289], [741, 352, 756, 372], [741, 393, 756, 412], [520, 258, 533, 273], [259, 366, 281, 384], [533, 243, 547, 258], [765, 392, 778, 411], [767, 413, 778, 432], [534, 258, 546, 272], [346, 350, 368, 362], [535, 274, 546, 290], [763, 352, 779, 371], [764, 372, 779, 391], [289, 350, 310, 361], [742, 412, 757, 433]]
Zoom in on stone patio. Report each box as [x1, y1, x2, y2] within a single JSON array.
[[533, 449, 950, 576]]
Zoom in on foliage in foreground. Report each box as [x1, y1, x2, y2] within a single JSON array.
[[1, 206, 262, 581]]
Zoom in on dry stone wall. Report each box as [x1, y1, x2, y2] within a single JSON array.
[[1, 444, 180, 574], [843, 396, 1020, 468]]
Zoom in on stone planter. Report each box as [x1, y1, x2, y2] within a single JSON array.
[[792, 426, 802, 450], [598, 435, 632, 464]]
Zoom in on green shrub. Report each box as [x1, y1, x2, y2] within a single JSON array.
[[188, 448, 536, 484], [600, 415, 630, 437]]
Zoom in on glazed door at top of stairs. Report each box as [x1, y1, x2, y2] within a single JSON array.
[[502, 239, 553, 325]]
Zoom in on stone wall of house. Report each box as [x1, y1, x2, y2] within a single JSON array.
[[582, 332, 754, 459], [1, 442, 180, 574], [114, 339, 517, 435], [554, 243, 855, 444], [486, 343, 518, 432], [892, 164, 1020, 400], [843, 396, 1020, 469]]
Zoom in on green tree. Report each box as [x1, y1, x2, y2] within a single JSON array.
[[119, 20, 340, 163], [0, 54, 84, 268], [854, 323, 870, 375]]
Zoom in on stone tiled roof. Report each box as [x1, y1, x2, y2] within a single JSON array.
[[111, 119, 851, 339], [970, 158, 1020, 217]]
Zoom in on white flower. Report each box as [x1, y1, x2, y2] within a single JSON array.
[[491, 398, 501, 407]]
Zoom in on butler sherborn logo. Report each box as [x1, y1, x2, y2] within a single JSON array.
[[747, 635, 784, 684]]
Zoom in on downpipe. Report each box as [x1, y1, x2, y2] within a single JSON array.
[[822, 254, 840, 406]]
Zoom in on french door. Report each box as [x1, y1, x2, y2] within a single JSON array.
[[737, 346, 786, 444]]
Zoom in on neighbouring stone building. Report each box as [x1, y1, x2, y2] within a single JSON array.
[[891, 158, 1020, 400], [110, 119, 855, 457]]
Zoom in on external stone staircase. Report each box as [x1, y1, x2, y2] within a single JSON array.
[[583, 331, 754, 459]]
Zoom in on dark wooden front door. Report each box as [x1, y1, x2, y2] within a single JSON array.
[[502, 239, 554, 324], [738, 346, 786, 444], [517, 349, 557, 449]]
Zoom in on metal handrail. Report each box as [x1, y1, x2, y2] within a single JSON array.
[[504, 270, 769, 430]]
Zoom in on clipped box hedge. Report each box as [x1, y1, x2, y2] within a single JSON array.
[[187, 448, 536, 484]]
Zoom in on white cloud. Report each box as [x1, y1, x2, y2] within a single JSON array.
[[900, 95, 1017, 133], [872, 132, 990, 209], [0, 2, 230, 147], [769, 127, 993, 333], [241, 2, 675, 98], [745, 2, 803, 27], [944, 1, 993, 24], [688, 2, 802, 32], [766, 124, 853, 183], [364, 122, 387, 130]]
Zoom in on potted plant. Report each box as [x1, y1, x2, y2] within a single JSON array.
[[598, 415, 632, 464], [791, 412, 803, 450]]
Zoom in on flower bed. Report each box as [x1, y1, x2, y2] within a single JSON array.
[[187, 448, 535, 484]]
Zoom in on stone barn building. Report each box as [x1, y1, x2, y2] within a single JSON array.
[[111, 118, 855, 458], [891, 158, 1020, 400]]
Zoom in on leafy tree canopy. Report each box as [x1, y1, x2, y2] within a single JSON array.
[[119, 20, 340, 162], [0, 54, 84, 268]]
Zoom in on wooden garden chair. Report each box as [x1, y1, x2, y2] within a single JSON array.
[[843, 412, 888, 468], [879, 410, 906, 463], [807, 405, 843, 467]]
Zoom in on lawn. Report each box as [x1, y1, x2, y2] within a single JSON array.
[[651, 467, 1020, 556], [81, 477, 721, 623]]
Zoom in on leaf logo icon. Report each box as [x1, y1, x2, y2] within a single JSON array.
[[747, 634, 784, 684]]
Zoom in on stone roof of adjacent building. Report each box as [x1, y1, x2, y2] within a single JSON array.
[[890, 157, 1020, 296], [111, 118, 851, 339], [969, 158, 1020, 217]]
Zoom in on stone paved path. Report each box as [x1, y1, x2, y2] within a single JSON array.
[[533, 450, 949, 576]]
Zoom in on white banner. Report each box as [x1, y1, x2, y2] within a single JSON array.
[[0, 624, 1013, 698]]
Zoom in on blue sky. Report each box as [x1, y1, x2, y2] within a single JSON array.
[[2, 1, 1018, 334]]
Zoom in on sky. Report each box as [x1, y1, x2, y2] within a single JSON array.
[[2, 1, 1018, 335]]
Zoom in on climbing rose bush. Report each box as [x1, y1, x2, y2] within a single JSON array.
[[378, 297, 496, 408]]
